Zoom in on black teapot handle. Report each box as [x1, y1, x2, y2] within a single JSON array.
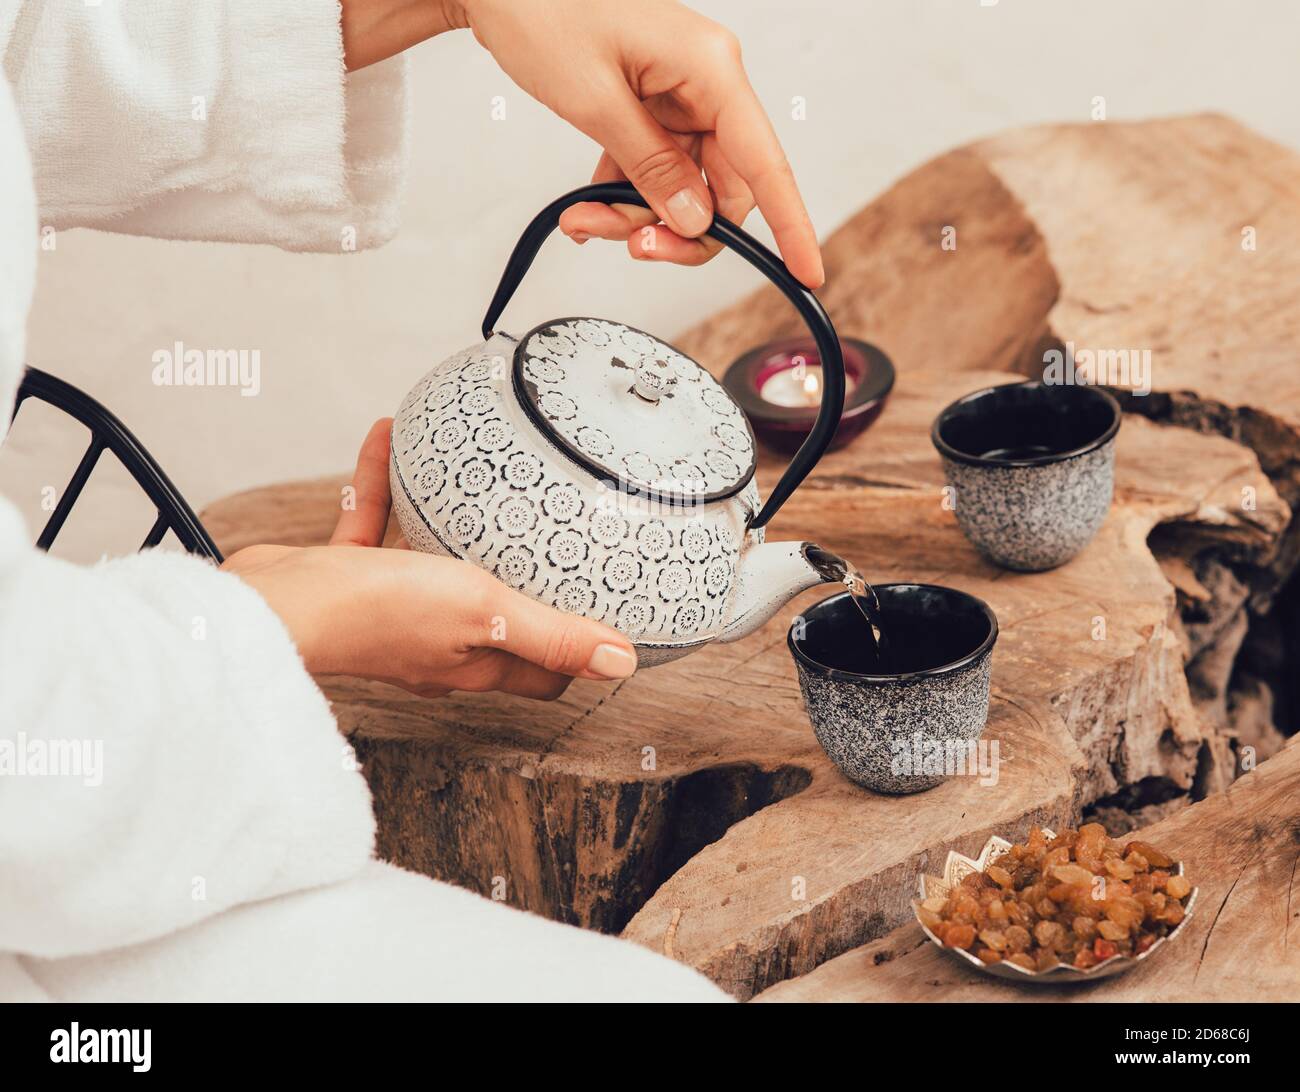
[[480, 181, 844, 532]]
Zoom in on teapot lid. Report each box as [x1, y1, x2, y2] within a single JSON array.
[[512, 317, 756, 506]]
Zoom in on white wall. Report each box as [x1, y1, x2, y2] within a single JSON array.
[[8, 0, 1300, 558]]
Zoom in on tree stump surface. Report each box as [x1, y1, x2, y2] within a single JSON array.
[[204, 114, 1300, 1000], [752, 736, 1300, 1003]]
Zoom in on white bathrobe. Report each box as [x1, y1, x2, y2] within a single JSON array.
[[0, 1, 727, 1003]]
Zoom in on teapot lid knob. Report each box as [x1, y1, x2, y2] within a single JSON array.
[[632, 360, 673, 403]]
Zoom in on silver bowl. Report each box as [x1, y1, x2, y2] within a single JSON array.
[[912, 830, 1198, 983]]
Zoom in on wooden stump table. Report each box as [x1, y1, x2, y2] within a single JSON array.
[[205, 115, 1300, 1001]]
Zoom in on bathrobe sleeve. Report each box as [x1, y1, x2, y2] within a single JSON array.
[[0, 0, 409, 251], [0, 1, 396, 958], [0, 501, 377, 958]]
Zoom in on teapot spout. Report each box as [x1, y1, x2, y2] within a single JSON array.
[[718, 541, 841, 644]]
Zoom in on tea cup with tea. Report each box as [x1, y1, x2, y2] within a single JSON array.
[[788, 583, 998, 794]]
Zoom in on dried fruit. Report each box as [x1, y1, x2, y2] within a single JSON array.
[[978, 929, 1008, 952], [1005, 925, 1032, 953], [1052, 863, 1094, 886], [1034, 920, 1066, 950], [944, 923, 976, 949], [928, 828, 1192, 973], [1104, 858, 1135, 881], [1096, 919, 1128, 942], [1127, 841, 1173, 869]]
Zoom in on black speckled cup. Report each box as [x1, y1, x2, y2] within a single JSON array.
[[789, 585, 998, 794], [931, 381, 1121, 572]]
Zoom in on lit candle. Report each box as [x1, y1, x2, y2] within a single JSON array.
[[722, 336, 894, 455], [759, 358, 826, 408]]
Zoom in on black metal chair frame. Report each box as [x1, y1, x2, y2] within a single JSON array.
[[8, 366, 223, 562]]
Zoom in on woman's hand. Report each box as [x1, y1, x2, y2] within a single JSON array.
[[456, 0, 823, 286], [221, 420, 638, 699], [340, 0, 823, 287]]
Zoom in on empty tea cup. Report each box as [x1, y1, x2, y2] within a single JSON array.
[[931, 381, 1121, 571], [788, 584, 998, 794]]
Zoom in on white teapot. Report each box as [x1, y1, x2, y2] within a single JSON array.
[[390, 183, 849, 666]]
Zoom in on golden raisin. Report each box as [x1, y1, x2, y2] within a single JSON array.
[[1128, 841, 1173, 868], [1126, 849, 1150, 872], [1096, 919, 1128, 942], [944, 923, 976, 949], [978, 929, 1008, 952], [1052, 863, 1094, 886], [1004, 924, 1032, 953], [1104, 858, 1135, 881], [1033, 920, 1066, 950]]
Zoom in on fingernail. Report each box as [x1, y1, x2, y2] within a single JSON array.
[[666, 188, 712, 236], [588, 643, 637, 679], [570, 231, 590, 244]]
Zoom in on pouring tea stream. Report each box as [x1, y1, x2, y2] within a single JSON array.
[[388, 182, 875, 665]]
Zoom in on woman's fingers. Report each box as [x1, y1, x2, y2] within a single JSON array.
[[562, 144, 752, 268], [557, 80, 819, 284], [331, 417, 394, 547], [451, 650, 572, 701], [714, 85, 823, 288], [700, 132, 757, 226], [627, 135, 755, 265], [472, 576, 638, 681], [559, 152, 658, 243], [575, 84, 715, 241]]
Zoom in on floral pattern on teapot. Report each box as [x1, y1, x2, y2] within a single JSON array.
[[389, 325, 765, 654]]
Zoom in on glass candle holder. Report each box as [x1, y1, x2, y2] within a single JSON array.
[[722, 336, 895, 454]]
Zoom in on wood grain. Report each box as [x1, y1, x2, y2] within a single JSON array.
[[754, 737, 1300, 1002]]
